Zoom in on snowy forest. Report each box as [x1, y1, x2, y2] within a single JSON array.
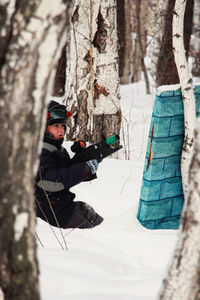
[[0, 0, 200, 299]]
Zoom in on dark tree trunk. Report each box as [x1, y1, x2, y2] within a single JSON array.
[[117, 0, 132, 84], [191, 1, 200, 78], [135, 0, 150, 94], [156, 0, 194, 86], [117, 0, 126, 80], [53, 44, 67, 97]]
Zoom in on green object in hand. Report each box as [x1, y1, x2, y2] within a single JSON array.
[[105, 135, 119, 145]]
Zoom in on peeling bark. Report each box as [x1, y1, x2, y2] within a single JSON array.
[[66, 0, 121, 145], [93, 9, 107, 53]]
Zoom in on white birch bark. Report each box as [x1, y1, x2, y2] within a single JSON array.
[[66, 0, 121, 142], [173, 0, 196, 199], [0, 0, 70, 298], [159, 119, 200, 300], [159, 1, 198, 299]]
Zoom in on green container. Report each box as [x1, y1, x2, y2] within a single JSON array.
[[106, 135, 119, 145]]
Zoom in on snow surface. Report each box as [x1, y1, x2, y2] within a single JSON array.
[[36, 81, 179, 300]]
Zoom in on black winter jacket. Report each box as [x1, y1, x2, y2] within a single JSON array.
[[35, 136, 87, 228]]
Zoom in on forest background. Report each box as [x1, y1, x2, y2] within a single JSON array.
[[0, 0, 200, 299]]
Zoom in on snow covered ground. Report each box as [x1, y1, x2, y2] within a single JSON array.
[[36, 81, 179, 300]]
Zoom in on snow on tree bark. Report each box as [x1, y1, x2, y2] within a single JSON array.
[[66, 0, 121, 144], [0, 0, 71, 299], [172, 0, 196, 199]]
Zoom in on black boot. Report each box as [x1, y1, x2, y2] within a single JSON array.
[[64, 201, 103, 229]]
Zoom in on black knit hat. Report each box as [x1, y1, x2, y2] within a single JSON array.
[[47, 101, 72, 125]]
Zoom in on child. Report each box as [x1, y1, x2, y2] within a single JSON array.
[[35, 101, 103, 229]]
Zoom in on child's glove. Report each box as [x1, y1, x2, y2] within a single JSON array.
[[85, 159, 99, 174]]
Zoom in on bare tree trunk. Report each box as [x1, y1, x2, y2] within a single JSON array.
[[156, 0, 178, 86], [159, 1, 197, 298], [159, 119, 200, 300], [117, 0, 132, 84], [0, 1, 71, 299], [148, 0, 168, 84], [173, 0, 195, 199], [135, 0, 150, 94], [156, 0, 193, 86], [52, 44, 67, 98], [131, 0, 150, 87], [191, 0, 200, 77], [66, 0, 121, 144]]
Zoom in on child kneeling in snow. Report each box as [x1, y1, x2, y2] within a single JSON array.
[[35, 101, 103, 229]]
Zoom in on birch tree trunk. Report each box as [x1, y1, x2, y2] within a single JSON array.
[[0, 1, 71, 299], [66, 0, 121, 144], [173, 0, 195, 199], [159, 1, 197, 298], [156, 0, 179, 86], [156, 0, 193, 86], [159, 119, 200, 300], [148, 0, 167, 84]]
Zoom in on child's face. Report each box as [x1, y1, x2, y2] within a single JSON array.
[[47, 123, 65, 139]]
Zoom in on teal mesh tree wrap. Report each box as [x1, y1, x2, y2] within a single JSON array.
[[137, 85, 200, 229]]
